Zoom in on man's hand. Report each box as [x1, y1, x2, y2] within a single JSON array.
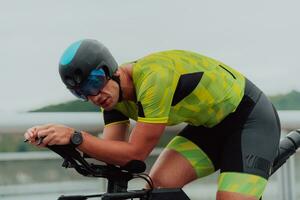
[[24, 124, 74, 147]]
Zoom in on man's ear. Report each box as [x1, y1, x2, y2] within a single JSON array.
[[114, 69, 121, 77]]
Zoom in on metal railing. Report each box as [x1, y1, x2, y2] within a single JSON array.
[[1, 111, 300, 134]]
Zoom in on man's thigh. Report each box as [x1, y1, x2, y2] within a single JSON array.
[[149, 148, 198, 188], [149, 125, 219, 188]]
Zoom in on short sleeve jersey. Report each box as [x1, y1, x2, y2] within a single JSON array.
[[104, 50, 245, 128]]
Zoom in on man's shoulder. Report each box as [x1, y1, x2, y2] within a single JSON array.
[[136, 50, 199, 61]]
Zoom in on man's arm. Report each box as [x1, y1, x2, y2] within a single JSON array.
[[102, 109, 130, 141], [24, 122, 165, 166], [102, 122, 129, 141], [78, 122, 166, 166]]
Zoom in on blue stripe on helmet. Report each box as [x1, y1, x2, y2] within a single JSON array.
[[60, 40, 82, 65]]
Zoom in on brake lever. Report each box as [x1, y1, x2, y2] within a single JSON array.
[[24, 136, 45, 145]]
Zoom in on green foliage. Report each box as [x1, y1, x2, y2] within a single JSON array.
[[30, 100, 101, 112], [269, 90, 300, 110], [0, 134, 45, 152]]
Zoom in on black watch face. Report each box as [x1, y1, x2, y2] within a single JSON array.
[[72, 132, 83, 145]]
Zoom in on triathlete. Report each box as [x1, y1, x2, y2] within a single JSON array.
[[24, 39, 281, 200]]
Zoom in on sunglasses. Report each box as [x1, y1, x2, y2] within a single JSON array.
[[68, 68, 108, 101]]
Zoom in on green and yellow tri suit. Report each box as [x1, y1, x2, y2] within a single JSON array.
[[105, 50, 245, 127]]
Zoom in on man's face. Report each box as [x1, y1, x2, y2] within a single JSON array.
[[87, 79, 119, 110]]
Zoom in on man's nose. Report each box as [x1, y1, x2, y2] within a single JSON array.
[[87, 92, 102, 102], [87, 95, 97, 102]]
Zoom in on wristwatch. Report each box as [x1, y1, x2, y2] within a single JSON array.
[[70, 130, 83, 147]]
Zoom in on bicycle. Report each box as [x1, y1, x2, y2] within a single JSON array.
[[46, 129, 300, 200]]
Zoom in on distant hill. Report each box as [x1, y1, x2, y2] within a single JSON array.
[[30, 90, 300, 112], [270, 90, 300, 110]]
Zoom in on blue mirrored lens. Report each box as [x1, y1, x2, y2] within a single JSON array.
[[80, 68, 107, 96], [68, 68, 107, 100]]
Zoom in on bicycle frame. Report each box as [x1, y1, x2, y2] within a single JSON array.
[[48, 145, 190, 200]]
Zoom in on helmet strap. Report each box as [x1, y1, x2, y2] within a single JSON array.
[[111, 75, 123, 102]]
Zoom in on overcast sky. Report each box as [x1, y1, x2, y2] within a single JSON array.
[[1, 0, 299, 112]]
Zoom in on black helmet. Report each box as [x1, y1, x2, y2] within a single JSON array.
[[59, 39, 118, 89]]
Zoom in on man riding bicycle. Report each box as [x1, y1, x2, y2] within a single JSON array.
[[24, 39, 281, 200]]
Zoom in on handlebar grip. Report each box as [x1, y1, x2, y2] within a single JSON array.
[[287, 129, 300, 147], [271, 130, 300, 175]]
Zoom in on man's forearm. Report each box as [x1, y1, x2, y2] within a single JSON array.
[[78, 131, 144, 166]]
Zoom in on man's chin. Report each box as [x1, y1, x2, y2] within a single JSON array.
[[101, 100, 118, 111], [102, 105, 114, 111]]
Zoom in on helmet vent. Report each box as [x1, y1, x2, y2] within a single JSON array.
[[65, 76, 76, 87], [74, 69, 83, 84]]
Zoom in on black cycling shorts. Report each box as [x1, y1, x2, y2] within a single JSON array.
[[173, 79, 280, 179]]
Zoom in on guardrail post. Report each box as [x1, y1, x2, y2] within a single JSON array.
[[277, 152, 296, 200]]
